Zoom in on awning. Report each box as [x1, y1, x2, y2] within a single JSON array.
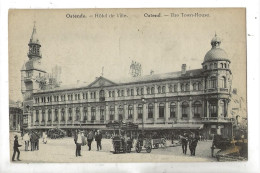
[[143, 124, 204, 130]]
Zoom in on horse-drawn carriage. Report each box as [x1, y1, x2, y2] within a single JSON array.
[[106, 121, 138, 154], [48, 128, 65, 139]]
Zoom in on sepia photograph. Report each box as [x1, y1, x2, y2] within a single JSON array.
[[8, 8, 248, 163]]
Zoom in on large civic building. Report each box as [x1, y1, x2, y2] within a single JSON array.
[[21, 24, 234, 139]]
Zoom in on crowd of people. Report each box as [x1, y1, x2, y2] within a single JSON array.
[[74, 129, 103, 157]]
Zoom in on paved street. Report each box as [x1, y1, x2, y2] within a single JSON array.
[[10, 133, 216, 163]]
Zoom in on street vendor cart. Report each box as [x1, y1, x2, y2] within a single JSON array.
[[106, 121, 138, 154]]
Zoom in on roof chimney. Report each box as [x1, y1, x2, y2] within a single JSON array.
[[181, 64, 186, 74]]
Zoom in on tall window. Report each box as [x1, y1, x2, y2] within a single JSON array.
[[214, 63, 217, 68], [169, 85, 173, 93], [198, 82, 203, 90], [42, 110, 45, 121], [36, 110, 39, 122], [170, 102, 176, 118], [159, 103, 165, 118], [55, 109, 58, 121], [181, 84, 184, 91], [138, 104, 143, 119], [182, 102, 189, 118], [112, 91, 115, 97], [127, 89, 130, 96], [118, 105, 123, 120], [219, 100, 226, 117], [100, 90, 105, 98], [100, 106, 105, 121], [210, 63, 213, 69], [151, 87, 155, 94], [185, 84, 189, 91], [162, 86, 166, 93], [141, 88, 144, 95], [76, 107, 80, 121], [174, 85, 177, 92], [210, 102, 217, 117], [128, 105, 133, 119], [136, 88, 139, 95], [148, 104, 153, 118], [109, 91, 111, 97], [221, 63, 223, 68], [91, 107, 96, 120], [121, 90, 124, 96], [83, 107, 88, 121], [219, 76, 226, 88], [68, 108, 72, 121], [209, 77, 217, 88], [109, 106, 115, 120], [193, 101, 202, 118], [158, 86, 161, 93], [193, 83, 198, 91], [130, 89, 134, 96], [48, 109, 52, 121], [61, 108, 65, 121], [147, 87, 150, 94]]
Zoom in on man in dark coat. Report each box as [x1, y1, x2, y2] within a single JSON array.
[[87, 130, 94, 151], [95, 130, 102, 151], [180, 133, 188, 154], [189, 134, 199, 156], [12, 135, 22, 161]]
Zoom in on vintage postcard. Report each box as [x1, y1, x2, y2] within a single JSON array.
[[9, 8, 247, 163]]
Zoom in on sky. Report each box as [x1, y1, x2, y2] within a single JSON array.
[[8, 8, 247, 101]]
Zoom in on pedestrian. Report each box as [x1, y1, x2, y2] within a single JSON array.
[[189, 133, 199, 156], [74, 130, 83, 156], [12, 135, 22, 161], [180, 132, 188, 154], [23, 131, 30, 151], [42, 131, 47, 144], [95, 130, 102, 151], [29, 132, 35, 151], [87, 130, 94, 151]]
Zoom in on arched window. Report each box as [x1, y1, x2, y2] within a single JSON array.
[[136, 88, 139, 95], [169, 85, 173, 93], [112, 91, 115, 97], [141, 88, 144, 95], [162, 86, 166, 93], [61, 108, 65, 121], [193, 101, 202, 118], [148, 104, 154, 118], [158, 86, 161, 93], [128, 105, 133, 119], [147, 87, 151, 94], [130, 89, 134, 96], [48, 109, 52, 121], [210, 63, 213, 69], [109, 91, 111, 97], [121, 90, 124, 96], [219, 76, 226, 88], [224, 63, 227, 68], [182, 102, 189, 118], [75, 94, 78, 100], [76, 107, 80, 121], [170, 102, 176, 118], [55, 109, 58, 121], [185, 84, 190, 91], [91, 107, 96, 120], [83, 107, 87, 121], [219, 100, 226, 117], [159, 103, 165, 118], [68, 108, 72, 121], [198, 82, 203, 90], [221, 63, 223, 68], [209, 101, 217, 118], [174, 85, 177, 92], [100, 106, 105, 121], [100, 90, 105, 98], [127, 89, 130, 96], [42, 110, 45, 121], [214, 63, 217, 68], [109, 106, 115, 120], [138, 104, 143, 119], [193, 83, 197, 91], [209, 77, 217, 88], [118, 105, 123, 120], [181, 84, 184, 92], [36, 110, 39, 122], [117, 90, 120, 97], [151, 87, 155, 94]]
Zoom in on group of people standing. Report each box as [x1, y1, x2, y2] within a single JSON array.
[[22, 130, 41, 151], [180, 132, 199, 156], [74, 129, 103, 157]]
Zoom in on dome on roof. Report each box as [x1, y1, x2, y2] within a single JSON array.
[[203, 48, 229, 63], [203, 34, 230, 63]]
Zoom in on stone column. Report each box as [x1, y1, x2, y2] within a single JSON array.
[[32, 109, 36, 126], [58, 108, 61, 125], [80, 106, 83, 122], [72, 106, 75, 125], [115, 104, 118, 121], [105, 105, 109, 121], [189, 100, 193, 121], [177, 101, 181, 120], [124, 104, 127, 120], [87, 106, 91, 122], [177, 83, 181, 92], [165, 101, 169, 124], [44, 109, 48, 126], [206, 100, 210, 118], [143, 103, 147, 121], [143, 86, 147, 95], [65, 106, 68, 125], [51, 108, 54, 126], [154, 102, 158, 123], [133, 103, 138, 123], [96, 106, 100, 122], [39, 109, 42, 125]]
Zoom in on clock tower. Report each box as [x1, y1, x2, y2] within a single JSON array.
[[21, 22, 46, 127]]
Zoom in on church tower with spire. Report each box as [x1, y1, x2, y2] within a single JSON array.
[[21, 22, 46, 126]]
